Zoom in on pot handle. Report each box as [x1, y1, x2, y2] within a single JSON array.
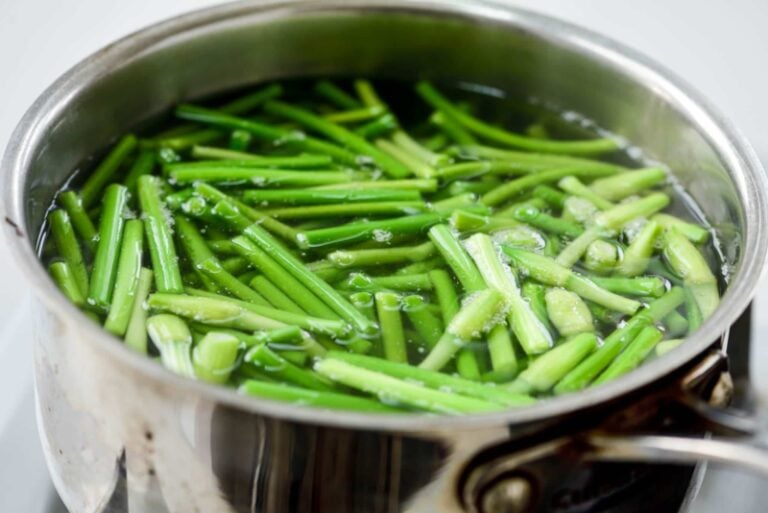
[[585, 432, 768, 477], [461, 351, 768, 513], [585, 350, 768, 475], [465, 431, 768, 513]]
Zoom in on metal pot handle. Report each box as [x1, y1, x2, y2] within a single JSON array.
[[461, 351, 768, 513], [585, 348, 768, 475], [585, 432, 768, 477]]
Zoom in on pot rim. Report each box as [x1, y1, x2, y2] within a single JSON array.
[[3, 0, 767, 432]]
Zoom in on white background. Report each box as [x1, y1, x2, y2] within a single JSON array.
[[0, 1, 767, 511]]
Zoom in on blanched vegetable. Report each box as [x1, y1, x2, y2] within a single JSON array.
[[41, 78, 722, 415]]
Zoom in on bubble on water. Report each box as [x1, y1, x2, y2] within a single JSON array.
[[562, 110, 580, 122], [276, 131, 305, 147], [459, 291, 481, 308], [264, 362, 287, 373], [625, 145, 645, 161], [619, 195, 641, 205], [355, 154, 375, 167], [372, 229, 392, 243], [331, 252, 355, 267], [377, 393, 401, 406], [622, 217, 647, 244], [348, 273, 372, 288]]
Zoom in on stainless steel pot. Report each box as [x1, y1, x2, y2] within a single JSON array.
[[3, 1, 768, 512]]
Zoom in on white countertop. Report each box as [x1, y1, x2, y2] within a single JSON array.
[[0, 1, 766, 511]]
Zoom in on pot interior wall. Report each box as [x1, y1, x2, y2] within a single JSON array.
[[22, 4, 743, 267]]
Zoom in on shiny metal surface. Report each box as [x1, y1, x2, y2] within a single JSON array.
[[587, 435, 768, 478], [2, 1, 768, 512]]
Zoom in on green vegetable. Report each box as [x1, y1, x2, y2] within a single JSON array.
[[240, 380, 400, 412], [246, 344, 333, 391], [232, 236, 337, 319], [183, 289, 350, 337], [189, 147, 333, 168], [265, 201, 426, 220], [88, 184, 129, 311], [418, 289, 505, 371], [329, 241, 434, 268], [402, 295, 444, 348], [169, 166, 351, 187], [264, 100, 411, 178], [325, 105, 385, 124], [175, 215, 269, 306], [49, 262, 86, 307], [554, 287, 685, 393], [343, 273, 433, 292], [532, 185, 568, 210], [176, 105, 358, 165], [589, 168, 667, 201], [544, 288, 594, 337], [192, 331, 241, 384], [589, 276, 667, 298], [243, 188, 420, 206], [416, 82, 618, 155], [58, 191, 98, 252], [104, 220, 144, 336], [42, 77, 724, 415], [594, 326, 664, 384], [297, 212, 443, 249], [149, 293, 288, 332], [250, 275, 304, 314], [146, 314, 195, 378], [315, 358, 504, 414], [481, 165, 620, 207], [213, 201, 375, 334], [375, 292, 407, 363], [315, 80, 362, 109], [521, 281, 556, 336], [328, 352, 531, 406], [655, 338, 684, 357], [653, 213, 709, 244], [504, 248, 641, 314], [466, 233, 552, 354], [663, 228, 719, 319], [123, 149, 156, 194], [511, 204, 584, 238], [124, 268, 154, 354], [617, 220, 662, 276], [49, 209, 90, 298], [510, 333, 598, 394], [582, 240, 619, 274], [556, 193, 670, 268], [137, 175, 184, 293], [80, 135, 137, 208]]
